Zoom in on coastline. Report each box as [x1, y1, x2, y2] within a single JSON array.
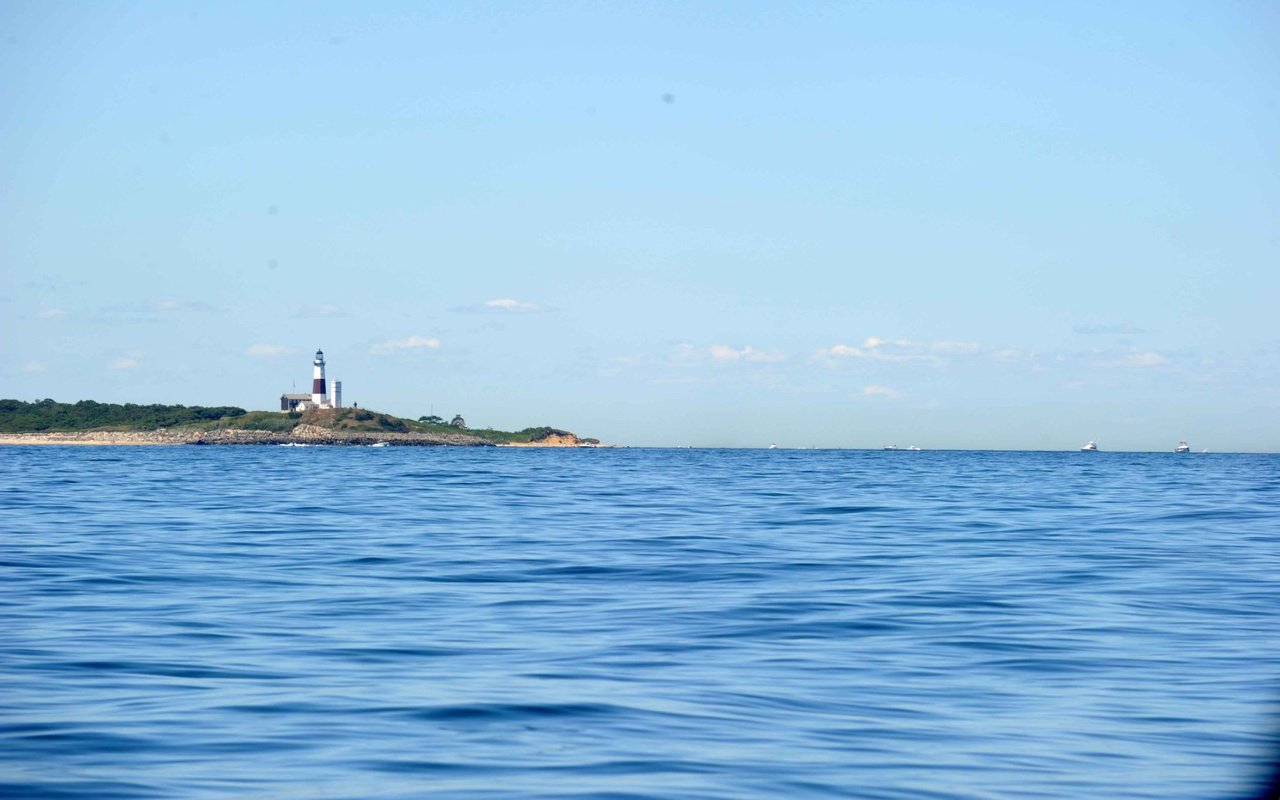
[[0, 425, 495, 447], [0, 426, 605, 447], [1, 401, 605, 448]]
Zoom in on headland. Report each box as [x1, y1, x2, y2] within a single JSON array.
[[0, 400, 601, 448]]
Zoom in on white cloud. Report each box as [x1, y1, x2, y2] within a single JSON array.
[[1108, 351, 1168, 368], [818, 336, 981, 364], [863, 338, 915, 358], [453, 298, 547, 313], [708, 344, 786, 363], [992, 347, 1047, 371], [111, 357, 140, 369], [21, 361, 47, 373], [862, 385, 901, 399], [37, 308, 65, 319], [817, 337, 926, 362], [370, 335, 442, 354], [820, 344, 862, 358], [671, 343, 699, 363], [485, 298, 543, 312], [246, 344, 289, 357], [708, 345, 740, 361]]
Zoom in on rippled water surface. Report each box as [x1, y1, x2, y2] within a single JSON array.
[[2, 447, 1278, 799]]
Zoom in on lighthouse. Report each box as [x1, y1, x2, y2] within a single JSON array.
[[279, 349, 342, 411], [311, 349, 329, 407]]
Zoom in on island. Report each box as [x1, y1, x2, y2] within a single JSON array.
[[0, 399, 603, 448]]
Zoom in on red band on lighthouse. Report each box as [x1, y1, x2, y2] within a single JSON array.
[[311, 348, 330, 407]]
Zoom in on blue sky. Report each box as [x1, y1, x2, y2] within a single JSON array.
[[2, 1, 1277, 449]]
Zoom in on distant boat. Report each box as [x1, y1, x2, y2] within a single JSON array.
[[1080, 440, 1098, 452], [907, 445, 922, 451], [370, 441, 390, 447], [768, 443, 777, 449], [1174, 440, 1191, 453], [883, 445, 899, 451]]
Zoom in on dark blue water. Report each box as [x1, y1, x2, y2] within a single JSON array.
[[1, 447, 1277, 799]]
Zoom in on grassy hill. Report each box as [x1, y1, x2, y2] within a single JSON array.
[[205, 409, 582, 442], [210, 407, 415, 434], [0, 399, 587, 443]]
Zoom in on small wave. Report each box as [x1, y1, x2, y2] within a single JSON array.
[[402, 702, 623, 722]]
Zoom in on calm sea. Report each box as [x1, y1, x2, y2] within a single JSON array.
[[2, 447, 1277, 799]]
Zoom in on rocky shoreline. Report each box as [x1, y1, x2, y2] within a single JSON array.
[[0, 424, 496, 447]]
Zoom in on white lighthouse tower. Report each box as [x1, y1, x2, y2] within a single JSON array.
[[311, 349, 329, 408]]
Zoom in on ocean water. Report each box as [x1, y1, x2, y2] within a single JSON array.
[[1, 447, 1277, 800]]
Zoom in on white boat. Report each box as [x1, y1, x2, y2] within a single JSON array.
[[1174, 440, 1190, 453], [907, 445, 922, 451], [370, 441, 390, 447], [768, 443, 777, 449], [883, 445, 899, 451], [1080, 440, 1098, 452]]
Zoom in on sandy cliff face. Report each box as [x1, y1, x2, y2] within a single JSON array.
[[503, 432, 583, 447], [503, 431, 609, 447]]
